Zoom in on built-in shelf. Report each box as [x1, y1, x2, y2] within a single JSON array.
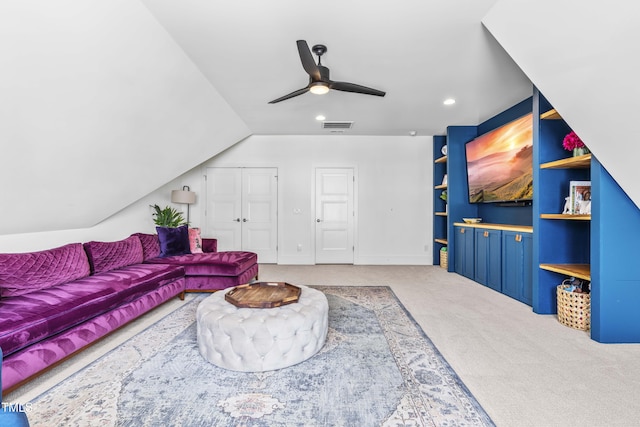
[[434, 184, 447, 190], [540, 154, 591, 169], [452, 222, 533, 233], [435, 212, 448, 216], [540, 108, 562, 120], [539, 263, 590, 281], [434, 238, 448, 245], [540, 214, 591, 220], [434, 155, 447, 164]]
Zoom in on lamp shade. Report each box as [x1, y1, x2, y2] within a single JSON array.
[[171, 189, 196, 204]]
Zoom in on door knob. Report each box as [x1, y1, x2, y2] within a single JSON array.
[[234, 218, 240, 222], [243, 218, 248, 222], [316, 219, 321, 222]]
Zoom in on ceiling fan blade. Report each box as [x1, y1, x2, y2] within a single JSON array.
[[268, 87, 309, 104], [330, 81, 386, 97], [297, 40, 321, 81]]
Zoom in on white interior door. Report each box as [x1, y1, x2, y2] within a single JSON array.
[[315, 168, 354, 264], [205, 168, 242, 252], [242, 168, 278, 263], [206, 167, 278, 263]]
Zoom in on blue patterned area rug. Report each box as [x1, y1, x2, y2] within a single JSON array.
[[27, 286, 494, 426]]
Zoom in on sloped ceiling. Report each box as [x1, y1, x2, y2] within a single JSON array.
[[0, 1, 251, 235], [483, 0, 640, 208], [1, 0, 541, 236]]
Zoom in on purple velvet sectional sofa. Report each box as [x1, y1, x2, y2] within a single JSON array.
[[0, 233, 258, 393]]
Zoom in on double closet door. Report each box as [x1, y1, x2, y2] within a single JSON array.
[[205, 167, 278, 263]]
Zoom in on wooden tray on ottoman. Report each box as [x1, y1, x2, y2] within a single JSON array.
[[225, 282, 301, 308]]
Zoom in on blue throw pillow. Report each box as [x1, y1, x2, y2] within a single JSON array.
[[156, 225, 191, 257]]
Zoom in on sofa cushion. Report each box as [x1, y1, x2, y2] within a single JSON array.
[[83, 236, 144, 274], [188, 228, 203, 254], [0, 243, 90, 298], [0, 263, 184, 357], [133, 233, 161, 260], [146, 251, 257, 277], [157, 225, 191, 257]]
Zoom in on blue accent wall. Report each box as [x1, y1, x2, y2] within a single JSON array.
[[591, 158, 640, 342]]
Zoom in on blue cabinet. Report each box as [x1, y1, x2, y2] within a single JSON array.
[[454, 226, 475, 279], [502, 231, 533, 305], [475, 228, 502, 291]]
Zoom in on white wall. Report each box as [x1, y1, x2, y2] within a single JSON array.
[[199, 135, 433, 265], [0, 0, 251, 236], [0, 135, 434, 265]]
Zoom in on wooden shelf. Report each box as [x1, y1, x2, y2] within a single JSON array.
[[540, 214, 591, 221], [435, 212, 448, 216], [434, 155, 447, 164], [540, 108, 562, 120], [434, 238, 448, 245], [539, 263, 590, 281], [541, 154, 591, 169], [434, 184, 447, 190], [452, 222, 533, 233]]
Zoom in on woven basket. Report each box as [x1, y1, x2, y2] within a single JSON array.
[[440, 249, 448, 269], [557, 284, 591, 331]]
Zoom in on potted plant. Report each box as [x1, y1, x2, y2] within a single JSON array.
[[150, 204, 186, 227]]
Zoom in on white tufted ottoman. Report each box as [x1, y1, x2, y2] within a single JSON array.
[[196, 284, 328, 371]]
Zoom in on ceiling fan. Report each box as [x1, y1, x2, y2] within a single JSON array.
[[268, 40, 386, 104]]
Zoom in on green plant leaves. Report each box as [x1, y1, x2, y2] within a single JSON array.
[[150, 204, 186, 227]]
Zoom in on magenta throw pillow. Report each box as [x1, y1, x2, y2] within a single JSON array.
[[0, 243, 90, 297], [133, 233, 161, 260], [157, 225, 191, 258], [83, 235, 144, 274]]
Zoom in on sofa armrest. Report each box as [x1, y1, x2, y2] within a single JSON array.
[[202, 238, 217, 253]]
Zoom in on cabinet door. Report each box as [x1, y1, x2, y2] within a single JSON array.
[[520, 233, 533, 305], [487, 230, 502, 292], [454, 226, 475, 279], [502, 232, 520, 300], [474, 229, 488, 286], [475, 229, 502, 291], [502, 231, 533, 306]]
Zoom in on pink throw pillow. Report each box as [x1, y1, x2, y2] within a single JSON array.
[[189, 228, 203, 254]]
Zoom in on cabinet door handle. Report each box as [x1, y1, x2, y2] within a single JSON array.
[[460, 228, 465, 234], [515, 234, 522, 242], [483, 231, 489, 237]]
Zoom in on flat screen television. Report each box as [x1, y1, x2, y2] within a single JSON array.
[[465, 112, 533, 204]]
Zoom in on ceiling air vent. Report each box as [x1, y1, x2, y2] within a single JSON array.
[[322, 121, 353, 130]]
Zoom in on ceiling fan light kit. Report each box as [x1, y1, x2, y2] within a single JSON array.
[[269, 40, 386, 104], [309, 82, 330, 95]]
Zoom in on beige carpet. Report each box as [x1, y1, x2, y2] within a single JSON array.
[[8, 265, 640, 426]]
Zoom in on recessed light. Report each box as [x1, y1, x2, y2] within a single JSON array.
[[315, 115, 326, 121], [409, 131, 417, 136], [443, 98, 456, 106]]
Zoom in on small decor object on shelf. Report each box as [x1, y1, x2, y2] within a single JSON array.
[[569, 181, 591, 214], [441, 144, 448, 156], [462, 218, 482, 224], [439, 190, 447, 202], [441, 174, 447, 186], [562, 130, 589, 157]]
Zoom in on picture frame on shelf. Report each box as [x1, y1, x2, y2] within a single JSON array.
[[569, 181, 591, 214]]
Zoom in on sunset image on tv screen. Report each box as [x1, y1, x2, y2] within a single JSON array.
[[465, 113, 533, 203]]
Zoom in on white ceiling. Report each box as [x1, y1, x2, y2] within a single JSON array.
[[140, 0, 533, 136]]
